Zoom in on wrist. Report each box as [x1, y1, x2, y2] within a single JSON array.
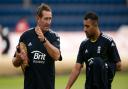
[[42, 37, 46, 44]]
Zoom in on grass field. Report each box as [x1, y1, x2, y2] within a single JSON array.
[[0, 72, 128, 89]]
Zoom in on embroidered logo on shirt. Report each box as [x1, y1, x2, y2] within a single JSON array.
[[111, 42, 115, 47], [97, 46, 101, 54], [28, 42, 32, 46], [85, 49, 88, 53]]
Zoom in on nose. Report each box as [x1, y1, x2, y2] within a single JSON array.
[[47, 18, 52, 24], [46, 20, 50, 24]]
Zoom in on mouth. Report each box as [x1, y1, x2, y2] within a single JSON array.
[[44, 26, 49, 29], [45, 25, 50, 28]]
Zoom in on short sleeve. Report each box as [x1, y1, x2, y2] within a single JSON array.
[[52, 33, 62, 61], [13, 33, 26, 57], [52, 35, 60, 49], [76, 42, 85, 64], [19, 33, 26, 43], [108, 40, 121, 63]]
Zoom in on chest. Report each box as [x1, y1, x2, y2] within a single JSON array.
[[26, 37, 46, 53], [24, 35, 51, 65], [83, 41, 108, 58]]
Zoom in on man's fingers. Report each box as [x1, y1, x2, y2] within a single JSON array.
[[35, 28, 42, 37], [16, 52, 20, 56], [36, 29, 42, 35], [20, 52, 29, 66], [35, 26, 45, 42], [35, 26, 40, 31], [20, 52, 27, 60]]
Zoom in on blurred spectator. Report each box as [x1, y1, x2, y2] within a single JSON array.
[[0, 25, 10, 55], [15, 18, 29, 33]]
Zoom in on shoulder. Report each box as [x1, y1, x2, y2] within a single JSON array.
[[80, 39, 89, 47], [101, 33, 113, 42], [47, 29, 60, 38], [21, 28, 34, 37], [101, 33, 117, 47], [19, 28, 34, 42]]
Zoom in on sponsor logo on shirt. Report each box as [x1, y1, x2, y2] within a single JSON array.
[[31, 50, 46, 64]]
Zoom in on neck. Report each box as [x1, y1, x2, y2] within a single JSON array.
[[90, 28, 100, 42]]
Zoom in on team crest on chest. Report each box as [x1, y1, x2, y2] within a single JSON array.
[[97, 46, 101, 54]]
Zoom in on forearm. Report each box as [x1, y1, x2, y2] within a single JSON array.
[[43, 39, 60, 61], [66, 67, 81, 89], [35, 28, 61, 60]]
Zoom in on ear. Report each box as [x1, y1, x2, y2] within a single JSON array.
[[92, 21, 98, 27], [36, 15, 40, 22]]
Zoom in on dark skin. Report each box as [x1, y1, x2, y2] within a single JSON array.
[[83, 19, 100, 42], [84, 19, 121, 71], [65, 19, 121, 89]]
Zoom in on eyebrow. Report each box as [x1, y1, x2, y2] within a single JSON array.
[[84, 25, 89, 27]]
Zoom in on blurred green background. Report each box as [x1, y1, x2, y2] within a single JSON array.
[[0, 72, 128, 89]]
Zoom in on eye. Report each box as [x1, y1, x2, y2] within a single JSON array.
[[44, 17, 52, 20], [84, 25, 89, 28]]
